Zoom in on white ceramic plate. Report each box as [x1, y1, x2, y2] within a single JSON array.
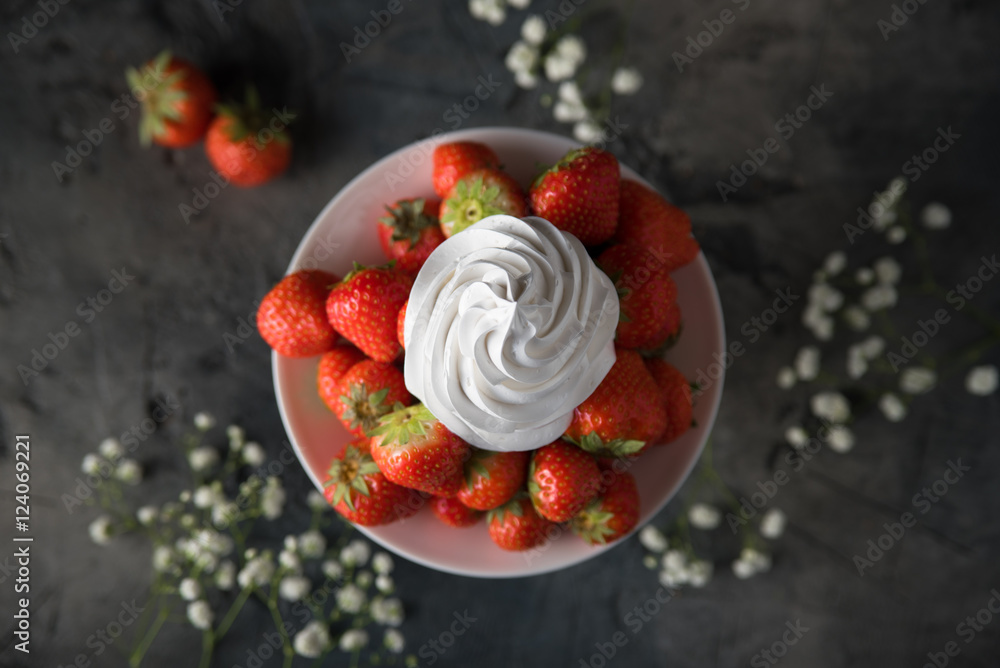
[[273, 127, 725, 578]]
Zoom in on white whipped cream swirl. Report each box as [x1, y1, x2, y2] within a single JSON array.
[[403, 215, 619, 451]]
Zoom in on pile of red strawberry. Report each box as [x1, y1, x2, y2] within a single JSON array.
[[258, 140, 700, 552]]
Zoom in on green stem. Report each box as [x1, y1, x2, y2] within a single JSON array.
[[198, 631, 215, 668], [129, 605, 170, 667], [216, 587, 252, 639]]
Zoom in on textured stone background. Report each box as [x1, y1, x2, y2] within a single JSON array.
[[1, 0, 999, 666]]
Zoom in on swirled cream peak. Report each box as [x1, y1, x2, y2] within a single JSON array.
[[403, 215, 619, 451]]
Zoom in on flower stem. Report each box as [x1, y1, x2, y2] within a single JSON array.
[[129, 605, 170, 667]]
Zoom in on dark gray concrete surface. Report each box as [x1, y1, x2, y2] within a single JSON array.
[[2, 0, 1000, 666]]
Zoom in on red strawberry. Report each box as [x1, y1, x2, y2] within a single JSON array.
[[645, 358, 694, 445], [439, 169, 528, 238], [323, 439, 420, 526], [205, 88, 293, 188], [598, 243, 679, 350], [456, 448, 529, 511], [487, 495, 556, 551], [257, 270, 339, 358], [432, 141, 501, 198], [564, 346, 668, 457], [529, 147, 620, 246], [328, 359, 412, 437], [369, 404, 470, 497], [326, 264, 413, 363], [317, 344, 367, 408], [431, 496, 483, 528], [527, 441, 602, 522], [126, 51, 216, 148], [612, 180, 699, 273], [397, 299, 408, 350], [377, 199, 445, 275], [644, 301, 682, 353], [570, 470, 640, 545]]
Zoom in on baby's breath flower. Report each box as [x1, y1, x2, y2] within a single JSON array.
[[88, 515, 113, 545], [82, 454, 103, 475], [572, 119, 604, 144], [212, 502, 238, 528], [784, 426, 808, 449], [847, 346, 868, 380], [237, 552, 275, 589], [307, 489, 328, 512], [776, 366, 796, 389], [153, 545, 174, 572], [226, 424, 245, 448], [384, 628, 406, 653], [921, 202, 951, 229], [371, 596, 405, 626], [642, 554, 658, 569], [554, 100, 588, 123], [873, 257, 902, 285], [376, 574, 394, 593], [261, 477, 286, 520], [610, 67, 643, 95], [188, 447, 219, 472], [822, 251, 847, 276], [965, 365, 998, 396], [323, 559, 344, 581], [760, 508, 787, 539], [279, 575, 311, 601], [554, 35, 586, 64], [520, 15, 546, 45], [662, 550, 685, 572], [507, 0, 530, 8], [878, 393, 907, 422], [137, 505, 158, 526], [336, 584, 366, 614], [638, 525, 669, 553], [99, 438, 124, 460], [860, 284, 898, 311], [558, 81, 583, 106], [810, 391, 851, 423], [826, 425, 855, 453], [843, 305, 871, 331], [279, 549, 302, 572], [687, 503, 721, 530], [179, 578, 202, 601], [297, 531, 326, 559], [886, 226, 906, 244], [686, 559, 713, 588], [514, 70, 539, 89], [356, 570, 374, 589], [186, 600, 213, 630], [859, 335, 886, 359], [544, 53, 578, 82], [794, 346, 820, 381], [855, 267, 875, 285], [900, 367, 936, 394], [372, 552, 394, 575], [215, 560, 236, 590], [339, 629, 369, 652], [193, 412, 216, 431], [193, 485, 220, 509], [293, 620, 330, 658], [340, 539, 371, 567], [242, 442, 266, 467]]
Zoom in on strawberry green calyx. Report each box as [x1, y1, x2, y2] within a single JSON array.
[[567, 433, 645, 458], [216, 86, 296, 151], [531, 147, 590, 190], [486, 493, 527, 525], [339, 260, 397, 285], [324, 445, 380, 512], [338, 384, 393, 436], [126, 50, 189, 146], [369, 403, 436, 446], [570, 499, 617, 544], [442, 177, 507, 235], [463, 448, 493, 488], [381, 199, 437, 246]]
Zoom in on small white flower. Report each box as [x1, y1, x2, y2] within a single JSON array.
[[279, 549, 301, 571], [261, 477, 286, 520], [371, 597, 405, 626], [179, 490, 192, 503], [293, 620, 330, 658], [871, 205, 896, 232], [279, 575, 311, 601], [323, 559, 344, 581], [784, 426, 808, 449], [662, 549, 686, 572], [88, 515, 113, 545], [873, 257, 902, 285], [186, 600, 213, 630], [847, 346, 868, 380], [193, 412, 216, 431], [544, 54, 577, 82], [686, 559, 713, 588], [638, 525, 669, 553], [921, 202, 951, 229], [826, 425, 855, 453], [193, 485, 219, 509], [376, 574, 394, 593], [573, 119, 604, 144], [82, 453, 103, 475], [688, 503, 721, 530], [558, 81, 583, 106], [822, 251, 847, 277], [507, 0, 530, 8], [901, 367, 937, 394], [741, 547, 772, 573], [776, 366, 797, 389], [179, 578, 202, 601], [659, 567, 688, 588], [153, 545, 174, 572], [215, 560, 236, 590], [520, 15, 546, 45], [242, 442, 266, 466], [307, 490, 328, 512], [887, 177, 907, 201], [794, 346, 821, 381], [760, 509, 787, 539], [137, 505, 158, 526], [843, 305, 871, 331], [731, 557, 757, 580], [860, 284, 898, 311], [340, 629, 369, 652], [810, 391, 851, 423], [878, 393, 907, 422], [188, 447, 219, 472], [384, 628, 406, 653], [237, 553, 275, 589], [855, 267, 875, 285], [886, 226, 906, 244], [226, 424, 245, 449], [298, 531, 326, 559], [372, 552, 394, 575], [859, 335, 886, 359], [966, 365, 998, 396], [505, 41, 538, 74], [808, 283, 844, 313], [610, 67, 643, 95], [553, 100, 588, 123], [807, 313, 834, 341], [212, 502, 238, 528], [514, 70, 540, 89], [642, 554, 658, 569], [340, 539, 371, 567], [554, 35, 586, 64], [99, 438, 124, 460], [336, 584, 366, 614], [356, 570, 374, 589]]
